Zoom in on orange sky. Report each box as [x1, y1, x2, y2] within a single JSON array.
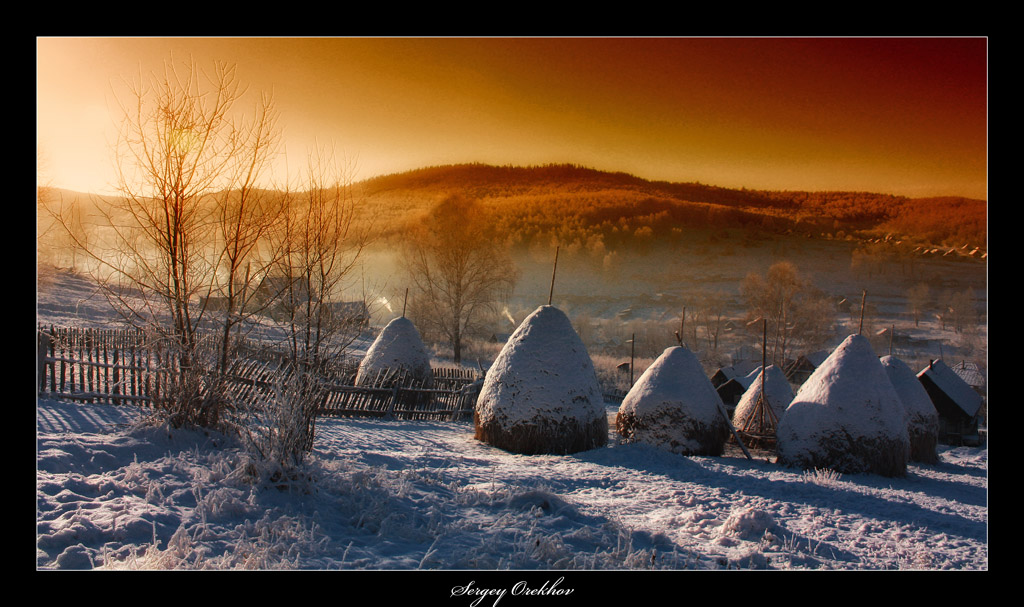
[[36, 37, 987, 199]]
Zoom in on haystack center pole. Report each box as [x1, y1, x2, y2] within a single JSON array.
[[548, 245, 560, 306], [402, 288, 409, 318], [858, 289, 867, 334], [630, 332, 635, 387]]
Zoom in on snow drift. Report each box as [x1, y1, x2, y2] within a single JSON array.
[[474, 305, 607, 455], [615, 346, 730, 456], [776, 334, 910, 477]]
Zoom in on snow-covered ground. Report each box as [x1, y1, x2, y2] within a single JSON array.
[[36, 267, 988, 571]]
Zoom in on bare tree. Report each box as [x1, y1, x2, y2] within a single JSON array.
[[269, 141, 370, 370], [741, 261, 835, 366], [207, 91, 286, 375], [906, 282, 930, 328], [51, 55, 282, 429], [403, 194, 519, 363]]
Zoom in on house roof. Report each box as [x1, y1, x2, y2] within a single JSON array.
[[950, 361, 986, 390], [917, 360, 983, 418]]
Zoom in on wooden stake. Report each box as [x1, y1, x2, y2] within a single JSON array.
[[402, 287, 408, 318], [679, 307, 686, 348], [858, 289, 867, 334], [548, 245, 560, 306], [889, 324, 894, 356], [630, 332, 635, 387]]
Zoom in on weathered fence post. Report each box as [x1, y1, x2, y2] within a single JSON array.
[[37, 330, 50, 393]]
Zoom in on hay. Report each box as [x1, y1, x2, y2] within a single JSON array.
[[474, 305, 607, 455], [908, 429, 939, 465], [616, 408, 728, 456], [777, 427, 909, 477], [776, 334, 909, 478], [880, 355, 939, 464], [474, 411, 608, 455], [615, 346, 729, 456], [355, 316, 433, 388], [732, 365, 793, 437]]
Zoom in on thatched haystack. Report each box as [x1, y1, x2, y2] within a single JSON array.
[[474, 305, 607, 455], [776, 334, 910, 477], [880, 355, 939, 464], [732, 364, 794, 444], [354, 316, 433, 388], [615, 346, 730, 456]]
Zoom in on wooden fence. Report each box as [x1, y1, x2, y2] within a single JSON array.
[[37, 325, 481, 421]]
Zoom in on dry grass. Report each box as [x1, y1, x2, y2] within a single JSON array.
[[778, 431, 908, 478], [908, 428, 938, 464], [474, 412, 608, 455], [615, 409, 729, 456]]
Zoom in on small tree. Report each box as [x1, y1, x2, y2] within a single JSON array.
[[51, 55, 282, 430], [269, 142, 369, 371], [906, 283, 930, 328], [741, 261, 835, 366], [403, 194, 518, 363]]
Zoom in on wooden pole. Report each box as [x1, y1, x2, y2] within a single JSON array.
[[760, 317, 767, 404], [630, 333, 635, 387], [680, 307, 686, 348], [859, 289, 867, 334], [402, 287, 408, 318], [548, 245, 560, 306], [889, 324, 894, 356]]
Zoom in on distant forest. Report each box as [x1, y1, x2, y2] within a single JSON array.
[[357, 163, 986, 251]]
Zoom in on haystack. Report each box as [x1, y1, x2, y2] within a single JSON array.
[[354, 316, 433, 388], [776, 334, 909, 477], [732, 364, 794, 444], [615, 346, 730, 456], [880, 355, 939, 464], [474, 305, 607, 455]]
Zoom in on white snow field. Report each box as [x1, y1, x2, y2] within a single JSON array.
[[36, 268, 987, 572]]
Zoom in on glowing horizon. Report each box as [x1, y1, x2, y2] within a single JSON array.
[[37, 37, 987, 200]]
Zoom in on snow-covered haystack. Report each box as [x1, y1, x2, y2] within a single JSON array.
[[880, 355, 939, 464], [731, 364, 794, 435], [354, 316, 433, 387], [474, 305, 607, 455], [776, 334, 910, 477], [615, 346, 730, 456]]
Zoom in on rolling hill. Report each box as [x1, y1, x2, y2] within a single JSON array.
[[354, 163, 987, 250]]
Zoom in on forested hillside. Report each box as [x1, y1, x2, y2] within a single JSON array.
[[355, 163, 986, 250]]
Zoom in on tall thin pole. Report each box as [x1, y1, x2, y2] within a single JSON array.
[[630, 332, 635, 387], [402, 287, 408, 318], [761, 317, 767, 402], [858, 289, 867, 334], [548, 245, 560, 306], [680, 307, 686, 348]]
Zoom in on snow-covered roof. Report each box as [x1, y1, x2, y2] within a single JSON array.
[[917, 360, 983, 417], [950, 361, 986, 391]]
